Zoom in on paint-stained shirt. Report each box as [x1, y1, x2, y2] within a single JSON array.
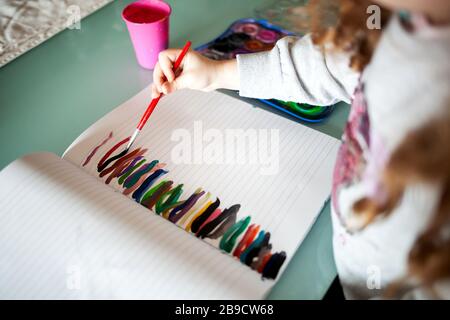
[[237, 14, 450, 299]]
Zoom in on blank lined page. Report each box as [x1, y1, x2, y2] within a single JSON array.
[[0, 153, 270, 299], [64, 89, 340, 281]]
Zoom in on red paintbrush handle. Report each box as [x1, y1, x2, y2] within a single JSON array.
[[136, 41, 192, 131], [172, 40, 192, 71], [137, 95, 161, 130]]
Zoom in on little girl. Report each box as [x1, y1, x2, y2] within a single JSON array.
[[151, 0, 450, 299]]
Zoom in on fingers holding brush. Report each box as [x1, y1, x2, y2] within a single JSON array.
[[152, 48, 184, 98], [151, 48, 227, 98]]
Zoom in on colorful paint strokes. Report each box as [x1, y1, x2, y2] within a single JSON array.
[[83, 134, 287, 280]]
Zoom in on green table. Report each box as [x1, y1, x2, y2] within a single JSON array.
[[0, 0, 349, 299]]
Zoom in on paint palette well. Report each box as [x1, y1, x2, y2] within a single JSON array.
[[196, 19, 334, 123]]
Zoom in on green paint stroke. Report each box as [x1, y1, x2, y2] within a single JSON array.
[[118, 159, 146, 185], [220, 216, 251, 253], [140, 180, 169, 203], [155, 184, 184, 215], [123, 160, 158, 189]]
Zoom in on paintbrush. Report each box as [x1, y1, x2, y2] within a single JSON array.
[[125, 40, 192, 153]]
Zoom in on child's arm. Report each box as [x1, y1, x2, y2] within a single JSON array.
[[152, 35, 359, 106], [237, 35, 360, 105]]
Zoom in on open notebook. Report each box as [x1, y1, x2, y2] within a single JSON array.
[[0, 89, 340, 299]]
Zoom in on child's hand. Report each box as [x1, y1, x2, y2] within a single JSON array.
[[151, 49, 239, 98], [151, 49, 219, 98]]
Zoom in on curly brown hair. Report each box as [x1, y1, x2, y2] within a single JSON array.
[[309, 0, 391, 71]]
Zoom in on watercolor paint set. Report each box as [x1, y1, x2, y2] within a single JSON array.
[[196, 18, 335, 123]]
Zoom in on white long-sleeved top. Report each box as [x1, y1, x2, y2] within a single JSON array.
[[237, 15, 450, 299]]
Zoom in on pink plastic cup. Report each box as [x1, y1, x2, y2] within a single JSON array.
[[122, 0, 171, 69]]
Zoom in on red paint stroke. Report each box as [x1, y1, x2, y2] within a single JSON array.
[[233, 224, 260, 258], [82, 131, 113, 166], [105, 153, 146, 185], [101, 149, 148, 184], [105, 158, 137, 185], [99, 148, 143, 178], [97, 136, 130, 170], [106, 158, 135, 182], [257, 253, 273, 273]]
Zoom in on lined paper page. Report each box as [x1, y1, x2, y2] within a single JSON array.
[[0, 153, 270, 299], [64, 89, 340, 280]]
